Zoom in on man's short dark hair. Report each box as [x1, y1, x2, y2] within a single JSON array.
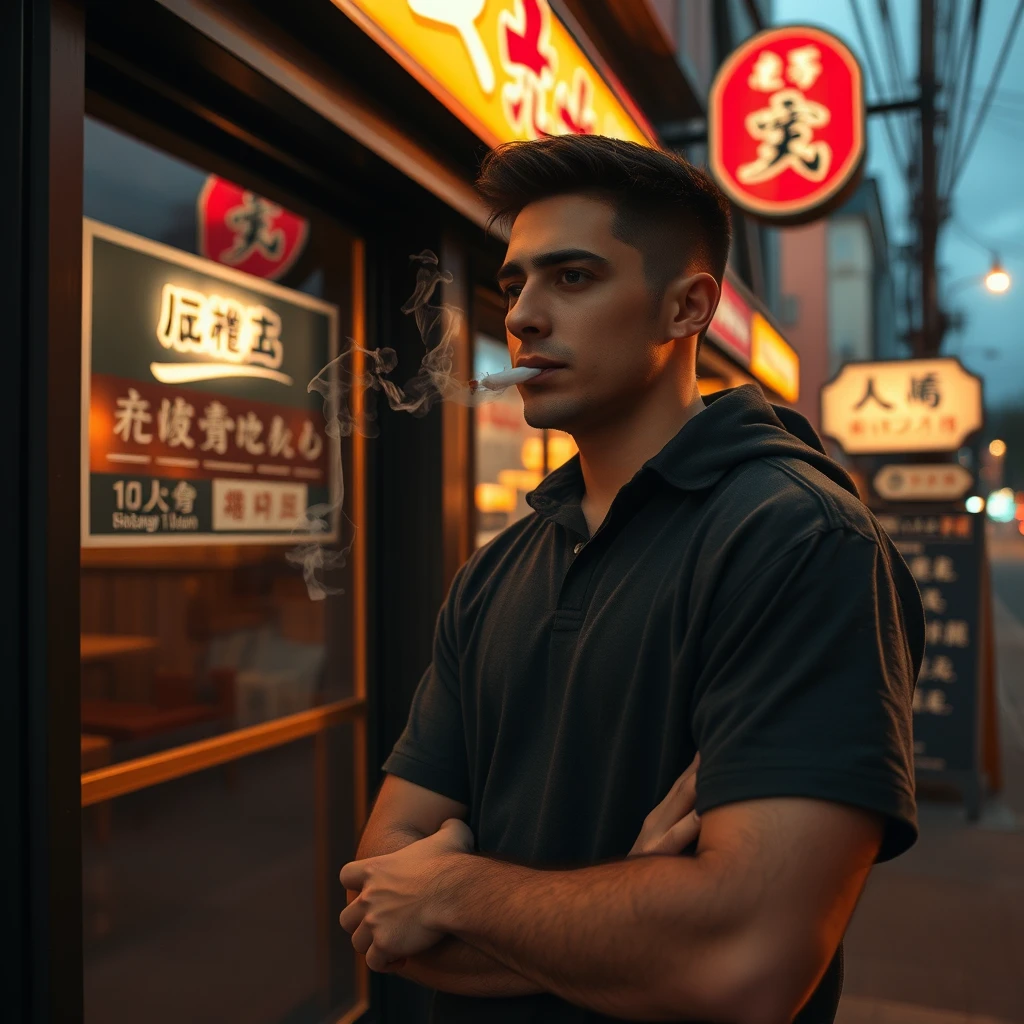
[[476, 135, 732, 348]]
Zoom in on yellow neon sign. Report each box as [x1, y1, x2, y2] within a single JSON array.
[[750, 313, 800, 403], [333, 0, 654, 147]]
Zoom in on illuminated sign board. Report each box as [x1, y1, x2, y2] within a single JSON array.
[[821, 358, 983, 455], [709, 26, 865, 223], [708, 277, 754, 365], [333, 0, 654, 146], [750, 312, 800, 403], [198, 175, 309, 282], [81, 219, 338, 546]]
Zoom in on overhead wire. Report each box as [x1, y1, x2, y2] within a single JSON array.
[[934, 0, 959, 174], [940, 0, 983, 198], [848, 0, 911, 170], [948, 0, 1024, 190], [877, 0, 917, 160], [952, 217, 1024, 260]]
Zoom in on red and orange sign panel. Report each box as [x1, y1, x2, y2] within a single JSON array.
[[709, 26, 865, 223]]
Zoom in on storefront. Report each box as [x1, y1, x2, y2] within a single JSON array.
[[4, 2, 797, 1022]]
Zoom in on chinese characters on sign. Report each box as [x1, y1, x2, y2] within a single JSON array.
[[198, 175, 309, 281], [83, 218, 337, 546], [877, 513, 982, 775], [152, 284, 292, 385], [740, 47, 830, 185], [108, 382, 323, 463], [336, 0, 652, 147], [709, 26, 865, 223], [873, 463, 974, 503], [820, 358, 983, 455]]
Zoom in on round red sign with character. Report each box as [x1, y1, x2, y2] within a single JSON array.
[[708, 26, 865, 224], [198, 175, 309, 281]]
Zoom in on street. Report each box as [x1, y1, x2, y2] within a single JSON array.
[[836, 526, 1024, 1024]]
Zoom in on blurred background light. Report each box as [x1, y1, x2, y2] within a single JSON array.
[[966, 495, 986, 514], [986, 488, 1017, 522]]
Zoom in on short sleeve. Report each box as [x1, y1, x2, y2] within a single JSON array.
[[692, 527, 921, 862], [381, 567, 471, 806]]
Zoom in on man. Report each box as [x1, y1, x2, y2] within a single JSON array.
[[340, 135, 924, 1023]]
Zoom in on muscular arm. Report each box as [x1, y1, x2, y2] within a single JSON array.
[[353, 775, 542, 998], [430, 798, 884, 1023]]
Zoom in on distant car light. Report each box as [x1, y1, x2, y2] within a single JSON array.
[[986, 488, 1016, 523]]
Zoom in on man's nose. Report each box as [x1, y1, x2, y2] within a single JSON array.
[[505, 284, 552, 342]]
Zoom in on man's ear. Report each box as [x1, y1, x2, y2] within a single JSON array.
[[664, 272, 720, 342]]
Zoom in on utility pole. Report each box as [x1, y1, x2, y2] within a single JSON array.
[[919, 0, 941, 357]]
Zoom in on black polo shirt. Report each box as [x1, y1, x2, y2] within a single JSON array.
[[383, 385, 924, 1024]]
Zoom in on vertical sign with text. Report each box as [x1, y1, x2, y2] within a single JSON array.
[[82, 219, 339, 546], [878, 512, 982, 777]]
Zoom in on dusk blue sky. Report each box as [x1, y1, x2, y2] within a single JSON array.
[[773, 0, 1024, 409]]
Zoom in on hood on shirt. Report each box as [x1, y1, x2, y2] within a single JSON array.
[[646, 384, 860, 498]]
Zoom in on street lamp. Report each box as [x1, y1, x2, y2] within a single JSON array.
[[985, 257, 1011, 294]]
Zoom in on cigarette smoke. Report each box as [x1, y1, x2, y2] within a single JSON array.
[[287, 250, 513, 600]]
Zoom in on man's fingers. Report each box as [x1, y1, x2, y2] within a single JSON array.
[[366, 944, 394, 973], [339, 896, 367, 934], [652, 761, 699, 827], [350, 920, 374, 956], [651, 809, 701, 855], [340, 860, 370, 890]]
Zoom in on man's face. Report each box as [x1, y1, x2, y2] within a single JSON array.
[[498, 194, 670, 434]]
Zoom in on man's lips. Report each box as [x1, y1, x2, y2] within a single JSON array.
[[522, 366, 564, 381], [515, 357, 567, 371]]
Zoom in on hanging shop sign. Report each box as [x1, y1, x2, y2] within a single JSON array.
[[333, 0, 654, 146], [198, 175, 309, 282], [82, 218, 338, 547], [708, 277, 753, 366], [821, 358, 983, 455], [873, 463, 975, 503], [709, 26, 865, 224], [750, 312, 800, 403], [877, 511, 985, 813]]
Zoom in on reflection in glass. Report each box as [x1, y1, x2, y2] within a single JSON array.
[[83, 732, 358, 1024]]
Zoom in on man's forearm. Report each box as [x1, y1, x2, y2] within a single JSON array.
[[431, 853, 753, 1022], [354, 825, 542, 997]]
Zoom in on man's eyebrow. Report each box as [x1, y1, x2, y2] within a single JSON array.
[[496, 249, 611, 283]]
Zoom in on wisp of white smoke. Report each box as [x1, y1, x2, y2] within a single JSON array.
[[286, 249, 527, 600]]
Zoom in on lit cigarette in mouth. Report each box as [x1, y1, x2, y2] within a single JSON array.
[[469, 366, 544, 392]]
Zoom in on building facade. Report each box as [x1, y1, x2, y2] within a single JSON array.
[[781, 176, 898, 433], [5, 3, 795, 1022]]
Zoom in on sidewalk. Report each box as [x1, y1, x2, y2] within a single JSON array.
[[836, 541, 1024, 1024]]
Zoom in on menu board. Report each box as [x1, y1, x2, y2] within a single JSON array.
[[877, 512, 983, 778], [81, 219, 338, 546]]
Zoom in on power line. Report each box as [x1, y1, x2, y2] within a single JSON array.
[[848, 0, 911, 169], [877, 0, 917, 162], [940, 0, 983, 198], [948, 0, 1024, 190], [952, 217, 1024, 260]]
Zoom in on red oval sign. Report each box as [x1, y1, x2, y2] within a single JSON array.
[[709, 26, 865, 224], [198, 175, 309, 281]]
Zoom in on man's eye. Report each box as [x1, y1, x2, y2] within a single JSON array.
[[559, 269, 588, 286], [503, 285, 522, 304]]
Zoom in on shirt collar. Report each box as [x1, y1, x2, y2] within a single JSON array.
[[525, 387, 779, 520]]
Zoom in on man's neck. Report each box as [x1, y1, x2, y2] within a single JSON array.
[[575, 384, 705, 538]]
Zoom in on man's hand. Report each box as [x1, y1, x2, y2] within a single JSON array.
[[340, 818, 474, 972], [628, 752, 701, 857]]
